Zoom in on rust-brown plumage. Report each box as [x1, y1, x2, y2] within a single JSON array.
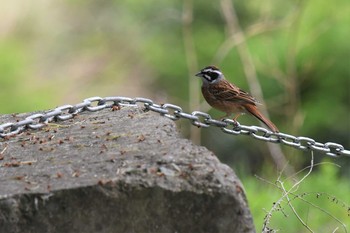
[[196, 65, 279, 133]]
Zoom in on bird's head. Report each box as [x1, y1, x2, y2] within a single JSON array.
[[195, 65, 224, 84]]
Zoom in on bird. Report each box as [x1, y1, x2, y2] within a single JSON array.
[[195, 65, 279, 133]]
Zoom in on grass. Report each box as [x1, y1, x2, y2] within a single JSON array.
[[243, 157, 350, 232]]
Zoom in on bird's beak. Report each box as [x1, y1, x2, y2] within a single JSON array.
[[195, 72, 202, 77]]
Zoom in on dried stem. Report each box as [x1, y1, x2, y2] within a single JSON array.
[[182, 0, 200, 144], [219, 0, 294, 175]]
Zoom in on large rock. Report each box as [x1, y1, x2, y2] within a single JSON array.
[[0, 106, 255, 233]]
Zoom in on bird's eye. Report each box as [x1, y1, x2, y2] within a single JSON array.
[[212, 72, 219, 79], [208, 71, 220, 81]]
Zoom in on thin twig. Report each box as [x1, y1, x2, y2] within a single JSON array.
[[257, 155, 348, 233], [258, 175, 348, 232], [280, 175, 314, 232], [283, 162, 341, 182], [262, 152, 314, 232]]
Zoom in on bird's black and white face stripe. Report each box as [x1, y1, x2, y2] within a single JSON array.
[[195, 65, 224, 84]]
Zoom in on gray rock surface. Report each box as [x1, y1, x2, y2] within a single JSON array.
[[0, 106, 255, 233]]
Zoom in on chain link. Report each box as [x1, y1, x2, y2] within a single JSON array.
[[0, 96, 349, 158]]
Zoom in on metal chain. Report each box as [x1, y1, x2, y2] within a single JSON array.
[[0, 96, 349, 158]]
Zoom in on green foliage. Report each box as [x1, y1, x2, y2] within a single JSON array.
[[0, 40, 26, 87], [0, 0, 348, 176], [0, 1, 349, 230], [244, 159, 350, 232], [0, 40, 30, 113], [0, 39, 58, 113]]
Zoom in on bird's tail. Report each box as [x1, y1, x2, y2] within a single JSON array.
[[245, 104, 279, 133]]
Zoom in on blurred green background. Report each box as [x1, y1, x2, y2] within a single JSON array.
[[1, 0, 349, 231]]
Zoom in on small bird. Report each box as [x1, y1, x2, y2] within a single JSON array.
[[195, 65, 279, 133]]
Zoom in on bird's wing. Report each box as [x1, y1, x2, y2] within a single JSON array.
[[209, 80, 258, 105]]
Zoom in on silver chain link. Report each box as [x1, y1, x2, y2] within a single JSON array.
[[0, 96, 349, 158]]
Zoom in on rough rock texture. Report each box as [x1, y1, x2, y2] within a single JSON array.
[[0, 106, 255, 233]]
